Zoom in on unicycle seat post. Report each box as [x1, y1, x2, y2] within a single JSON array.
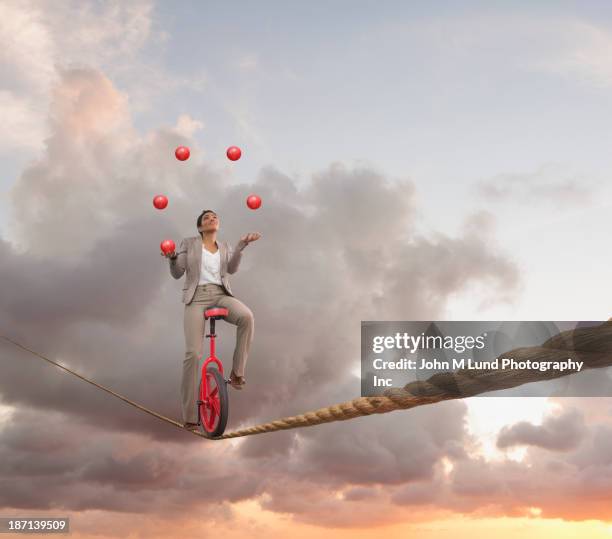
[[203, 306, 228, 363], [207, 318, 216, 356]]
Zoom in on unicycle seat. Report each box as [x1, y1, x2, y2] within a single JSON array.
[[204, 306, 228, 320]]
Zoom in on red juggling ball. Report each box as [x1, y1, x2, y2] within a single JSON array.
[[226, 146, 241, 161], [246, 194, 262, 210], [160, 239, 176, 254], [175, 146, 190, 161], [153, 195, 168, 210]]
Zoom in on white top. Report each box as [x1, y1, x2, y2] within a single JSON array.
[[199, 245, 223, 286]]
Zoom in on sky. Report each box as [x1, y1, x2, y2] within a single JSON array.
[[1, 1, 612, 537]]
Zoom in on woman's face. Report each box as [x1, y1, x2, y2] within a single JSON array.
[[199, 212, 219, 233]]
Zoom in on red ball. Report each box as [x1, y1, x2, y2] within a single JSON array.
[[175, 146, 190, 161], [160, 239, 176, 254], [246, 194, 262, 210], [153, 195, 168, 210], [226, 146, 242, 161]]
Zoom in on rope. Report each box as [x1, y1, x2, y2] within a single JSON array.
[[216, 320, 612, 439], [0, 335, 208, 439], [2, 320, 612, 441]]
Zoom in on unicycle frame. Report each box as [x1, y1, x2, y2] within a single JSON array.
[[197, 315, 229, 436]]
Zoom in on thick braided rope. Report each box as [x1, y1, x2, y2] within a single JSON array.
[[218, 320, 612, 439], [3, 321, 612, 441]]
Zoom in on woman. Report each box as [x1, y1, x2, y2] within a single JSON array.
[[161, 209, 261, 430]]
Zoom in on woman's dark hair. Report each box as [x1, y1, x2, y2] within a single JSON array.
[[197, 210, 217, 237]]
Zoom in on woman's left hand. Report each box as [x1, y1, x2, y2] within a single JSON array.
[[241, 232, 262, 244]]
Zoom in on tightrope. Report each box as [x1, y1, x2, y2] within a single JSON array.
[[2, 320, 612, 440]]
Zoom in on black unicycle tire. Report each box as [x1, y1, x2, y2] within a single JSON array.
[[198, 366, 229, 438]]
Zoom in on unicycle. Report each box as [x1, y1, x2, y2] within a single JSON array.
[[197, 306, 230, 438]]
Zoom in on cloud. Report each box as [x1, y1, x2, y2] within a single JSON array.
[[254, 400, 612, 525], [0, 408, 262, 515], [526, 20, 612, 89], [475, 164, 595, 208], [497, 408, 586, 451], [3, 3, 612, 535], [0, 0, 156, 153], [173, 114, 205, 137], [423, 399, 612, 522], [0, 66, 523, 523], [0, 91, 47, 151]]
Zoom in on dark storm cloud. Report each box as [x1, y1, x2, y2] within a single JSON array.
[[0, 67, 521, 518]]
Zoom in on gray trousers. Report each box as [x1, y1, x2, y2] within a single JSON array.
[[182, 283, 254, 423]]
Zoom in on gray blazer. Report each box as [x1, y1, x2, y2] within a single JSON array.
[[169, 236, 248, 304]]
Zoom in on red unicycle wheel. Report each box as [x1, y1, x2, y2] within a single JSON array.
[[198, 366, 229, 437]]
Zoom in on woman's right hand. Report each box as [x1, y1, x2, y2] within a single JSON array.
[[160, 251, 176, 259]]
